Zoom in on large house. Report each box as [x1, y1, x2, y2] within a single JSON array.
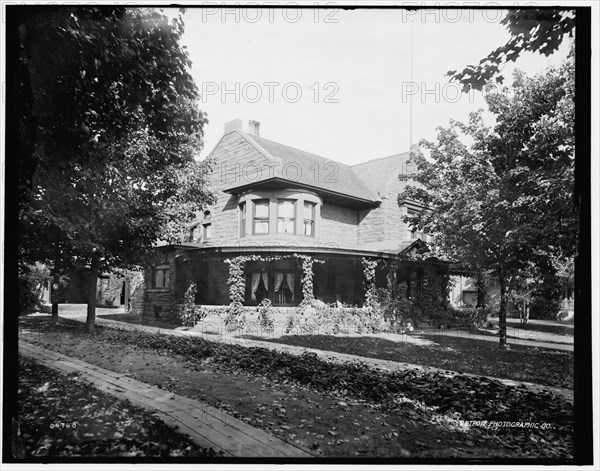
[[132, 119, 448, 318]]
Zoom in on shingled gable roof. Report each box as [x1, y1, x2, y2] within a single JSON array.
[[223, 130, 378, 207], [351, 151, 412, 198]]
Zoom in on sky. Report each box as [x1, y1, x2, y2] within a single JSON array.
[[176, 7, 571, 165]]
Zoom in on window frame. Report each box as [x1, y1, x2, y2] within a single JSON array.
[[276, 199, 296, 235], [303, 201, 316, 237], [252, 199, 270, 235], [202, 222, 212, 240], [239, 201, 247, 238], [152, 265, 170, 289]]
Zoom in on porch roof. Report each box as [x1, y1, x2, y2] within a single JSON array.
[[168, 238, 445, 264]]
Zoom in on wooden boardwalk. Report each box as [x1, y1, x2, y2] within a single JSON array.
[[19, 341, 315, 458]]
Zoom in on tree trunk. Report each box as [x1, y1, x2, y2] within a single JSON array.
[[51, 272, 59, 326], [498, 273, 508, 349], [51, 258, 60, 325], [85, 258, 99, 334]]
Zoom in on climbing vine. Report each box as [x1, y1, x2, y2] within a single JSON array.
[[296, 254, 324, 306], [362, 258, 379, 308], [223, 253, 324, 325]]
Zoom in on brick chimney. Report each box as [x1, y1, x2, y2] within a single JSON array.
[[224, 119, 242, 134], [249, 120, 260, 136]]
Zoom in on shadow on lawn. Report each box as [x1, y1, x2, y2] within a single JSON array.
[[99, 312, 180, 329], [507, 322, 574, 337], [245, 333, 574, 389]]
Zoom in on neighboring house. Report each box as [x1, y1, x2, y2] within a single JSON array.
[[59, 267, 135, 309], [449, 276, 501, 311], [133, 119, 449, 318]]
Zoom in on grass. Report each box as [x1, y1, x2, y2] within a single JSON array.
[[505, 320, 574, 337], [99, 311, 180, 329], [252, 333, 573, 389], [16, 314, 574, 460], [16, 356, 221, 458], [97, 310, 573, 389]]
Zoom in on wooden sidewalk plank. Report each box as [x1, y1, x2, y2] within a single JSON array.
[[19, 341, 314, 458], [20, 343, 313, 457]]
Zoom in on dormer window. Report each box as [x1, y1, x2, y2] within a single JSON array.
[[253, 200, 270, 235], [277, 199, 296, 234]]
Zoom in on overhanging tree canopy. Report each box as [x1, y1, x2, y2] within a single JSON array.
[[401, 52, 576, 347], [16, 7, 215, 331]]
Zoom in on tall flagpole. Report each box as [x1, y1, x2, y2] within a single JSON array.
[[409, 21, 414, 150]]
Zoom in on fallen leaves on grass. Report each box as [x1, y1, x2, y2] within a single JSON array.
[[17, 357, 222, 458], [20, 317, 574, 459]]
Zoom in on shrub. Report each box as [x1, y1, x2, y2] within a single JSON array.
[[284, 304, 386, 335], [176, 282, 207, 327], [449, 307, 491, 330], [256, 298, 274, 333], [18, 262, 51, 314], [373, 285, 413, 332], [224, 304, 247, 332]]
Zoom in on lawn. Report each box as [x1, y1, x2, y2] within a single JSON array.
[[16, 356, 221, 458], [17, 314, 574, 461], [99, 311, 574, 389], [252, 334, 573, 389]]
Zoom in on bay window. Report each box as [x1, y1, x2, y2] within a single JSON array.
[[304, 201, 316, 236], [277, 199, 296, 234], [253, 199, 270, 235]]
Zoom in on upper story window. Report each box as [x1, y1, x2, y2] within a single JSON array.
[[202, 211, 212, 239], [239, 202, 246, 237], [277, 199, 296, 234], [190, 225, 200, 242], [406, 207, 428, 240], [304, 202, 316, 236], [253, 199, 270, 235], [203, 222, 212, 239], [153, 265, 170, 289]]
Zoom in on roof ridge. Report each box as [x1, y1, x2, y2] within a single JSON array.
[[352, 151, 411, 167], [249, 133, 354, 169], [351, 166, 379, 201], [236, 130, 283, 164]]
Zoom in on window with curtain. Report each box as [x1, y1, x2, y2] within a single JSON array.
[[253, 200, 270, 234], [277, 199, 296, 234], [239, 202, 246, 237], [303, 202, 316, 236], [250, 272, 269, 302], [274, 271, 295, 304]]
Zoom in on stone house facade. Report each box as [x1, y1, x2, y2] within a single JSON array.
[[135, 119, 447, 319]]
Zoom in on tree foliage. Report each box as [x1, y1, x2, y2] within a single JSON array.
[[15, 7, 214, 330], [447, 9, 575, 91], [401, 53, 576, 347]]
